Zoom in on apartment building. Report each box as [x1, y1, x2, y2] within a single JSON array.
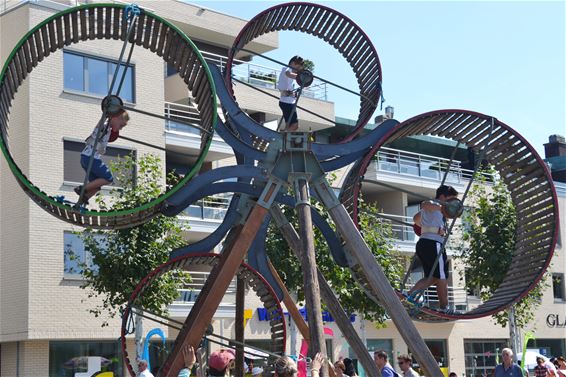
[[0, 1, 564, 377]]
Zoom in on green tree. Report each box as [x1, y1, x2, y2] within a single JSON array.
[[303, 59, 315, 72], [265, 197, 404, 323], [72, 153, 189, 325], [457, 171, 548, 328]]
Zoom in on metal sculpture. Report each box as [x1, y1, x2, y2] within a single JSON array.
[[1, 2, 559, 377]]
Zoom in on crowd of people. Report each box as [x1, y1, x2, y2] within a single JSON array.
[[135, 344, 566, 377]]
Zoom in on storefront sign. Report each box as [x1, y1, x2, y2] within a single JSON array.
[[546, 313, 566, 328], [256, 307, 356, 322]]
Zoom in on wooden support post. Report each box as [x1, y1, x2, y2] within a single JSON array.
[[267, 261, 310, 342], [159, 204, 269, 377], [268, 261, 338, 377], [235, 276, 245, 377], [270, 206, 379, 377], [294, 177, 328, 376], [325, 203, 442, 377]]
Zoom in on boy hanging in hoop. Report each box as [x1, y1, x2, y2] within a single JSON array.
[[75, 110, 129, 204]]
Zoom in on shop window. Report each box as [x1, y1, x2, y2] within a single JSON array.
[[408, 339, 449, 374], [424, 340, 448, 368], [463, 339, 507, 377], [366, 339, 393, 362], [64, 231, 105, 277], [49, 340, 122, 377], [553, 273, 565, 301], [240, 339, 272, 369], [64, 51, 135, 103], [63, 139, 136, 187]]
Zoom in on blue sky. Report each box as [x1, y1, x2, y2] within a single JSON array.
[[191, 1, 565, 156]]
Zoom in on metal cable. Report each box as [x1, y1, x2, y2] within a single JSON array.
[[130, 306, 280, 358]]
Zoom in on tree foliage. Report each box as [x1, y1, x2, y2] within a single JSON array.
[[265, 197, 404, 323], [71, 154, 188, 325], [303, 59, 315, 72], [457, 171, 548, 328]]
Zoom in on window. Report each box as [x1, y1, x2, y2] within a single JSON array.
[[63, 51, 135, 103], [408, 339, 448, 374], [464, 339, 507, 377], [366, 339, 393, 362], [49, 341, 122, 377], [166, 62, 178, 77], [424, 340, 448, 368], [64, 231, 105, 277], [553, 273, 564, 301], [63, 139, 136, 187]]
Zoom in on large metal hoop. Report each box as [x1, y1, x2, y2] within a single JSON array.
[[0, 4, 217, 229]]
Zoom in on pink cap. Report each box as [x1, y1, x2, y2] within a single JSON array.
[[208, 349, 235, 371]]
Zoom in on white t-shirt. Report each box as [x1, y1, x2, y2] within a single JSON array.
[[139, 369, 154, 377], [82, 120, 111, 159], [278, 67, 296, 104]]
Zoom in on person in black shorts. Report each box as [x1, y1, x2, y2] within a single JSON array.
[[407, 185, 459, 312]]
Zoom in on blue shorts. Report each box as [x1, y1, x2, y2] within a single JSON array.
[[279, 101, 298, 125], [80, 154, 113, 183]]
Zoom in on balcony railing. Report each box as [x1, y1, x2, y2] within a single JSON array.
[[372, 213, 416, 242], [372, 147, 487, 184], [164, 101, 203, 136], [181, 194, 231, 221], [404, 283, 469, 311], [174, 271, 237, 304], [555, 181, 566, 196], [199, 50, 328, 101]]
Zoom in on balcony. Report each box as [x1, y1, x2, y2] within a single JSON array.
[[200, 50, 328, 101], [165, 51, 335, 131], [178, 194, 231, 240], [555, 181, 566, 197], [404, 283, 469, 312], [169, 271, 236, 318], [372, 147, 478, 184], [164, 101, 233, 161]]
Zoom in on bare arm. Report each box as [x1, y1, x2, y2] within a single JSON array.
[[413, 212, 421, 225], [420, 200, 442, 212], [285, 70, 298, 79]]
